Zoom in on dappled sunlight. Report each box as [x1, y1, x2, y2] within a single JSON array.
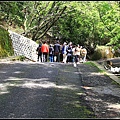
[[73, 101, 81, 108], [90, 72, 105, 75], [0, 83, 10, 95], [0, 71, 7, 74], [92, 85, 120, 97], [20, 79, 79, 90], [0, 74, 80, 95], [81, 86, 93, 90], [4, 77, 24, 81], [0, 91, 9, 95], [4, 77, 50, 82], [62, 70, 79, 75], [56, 84, 78, 90], [13, 71, 24, 74], [21, 80, 56, 89], [66, 100, 81, 107], [108, 103, 120, 112], [47, 70, 54, 74], [76, 92, 86, 96]]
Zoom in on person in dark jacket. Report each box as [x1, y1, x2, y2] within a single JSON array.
[[36, 44, 42, 62], [49, 44, 54, 62], [53, 40, 61, 62], [66, 42, 73, 63]]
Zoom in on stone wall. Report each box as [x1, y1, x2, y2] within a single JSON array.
[[8, 30, 38, 62]]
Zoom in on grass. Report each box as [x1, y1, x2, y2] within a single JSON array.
[[84, 61, 105, 73]]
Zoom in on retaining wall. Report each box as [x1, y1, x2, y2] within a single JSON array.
[[8, 30, 38, 62]]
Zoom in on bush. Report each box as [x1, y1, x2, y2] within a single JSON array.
[[0, 26, 14, 58], [91, 49, 102, 60], [18, 55, 26, 61]]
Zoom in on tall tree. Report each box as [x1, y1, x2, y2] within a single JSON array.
[[21, 1, 67, 41]]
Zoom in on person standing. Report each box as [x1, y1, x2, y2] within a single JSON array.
[[49, 44, 54, 62], [61, 42, 68, 63], [72, 45, 78, 67], [41, 41, 49, 62], [53, 40, 61, 62], [75, 44, 81, 63], [66, 42, 73, 63], [79, 46, 83, 62], [81, 46, 87, 62], [36, 44, 42, 62]]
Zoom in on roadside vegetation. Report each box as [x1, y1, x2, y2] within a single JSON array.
[[0, 26, 14, 58], [0, 1, 120, 59], [85, 61, 105, 73]]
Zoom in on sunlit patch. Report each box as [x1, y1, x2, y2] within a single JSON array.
[[0, 83, 9, 95], [108, 104, 120, 112], [91, 72, 104, 75], [21, 81, 56, 89], [2, 76, 81, 92], [47, 71, 53, 74], [56, 84, 77, 90], [0, 61, 13, 64], [0, 91, 9, 94], [29, 78, 49, 82], [19, 79, 78, 90], [0, 71, 7, 73], [92, 86, 116, 95], [14, 71, 23, 74], [81, 86, 93, 90], [76, 92, 86, 96], [62, 70, 78, 75], [4, 77, 23, 81]]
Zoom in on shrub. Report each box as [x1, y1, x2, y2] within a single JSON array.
[[91, 49, 102, 60], [0, 26, 14, 58]]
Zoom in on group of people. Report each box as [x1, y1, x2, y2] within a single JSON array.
[[61, 42, 87, 64], [36, 40, 87, 64]]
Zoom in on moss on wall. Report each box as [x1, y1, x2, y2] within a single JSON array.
[[0, 26, 14, 58]]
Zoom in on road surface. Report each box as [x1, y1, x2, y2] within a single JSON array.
[[0, 61, 95, 118]]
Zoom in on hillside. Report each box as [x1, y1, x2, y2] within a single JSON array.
[[0, 25, 14, 58]]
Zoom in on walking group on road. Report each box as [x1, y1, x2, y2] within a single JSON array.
[[36, 40, 87, 65]]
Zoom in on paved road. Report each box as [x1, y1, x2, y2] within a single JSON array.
[[97, 57, 120, 67], [0, 61, 95, 118]]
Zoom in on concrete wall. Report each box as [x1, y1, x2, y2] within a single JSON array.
[[8, 30, 38, 62]]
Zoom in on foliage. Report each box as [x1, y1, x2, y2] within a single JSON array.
[[96, 1, 120, 49], [0, 1, 120, 54], [16, 55, 26, 61], [56, 1, 120, 49], [0, 2, 24, 27], [18, 1, 67, 41], [91, 49, 102, 60], [0, 26, 14, 57]]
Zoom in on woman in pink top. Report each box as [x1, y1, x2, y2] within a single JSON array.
[[41, 41, 49, 62]]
